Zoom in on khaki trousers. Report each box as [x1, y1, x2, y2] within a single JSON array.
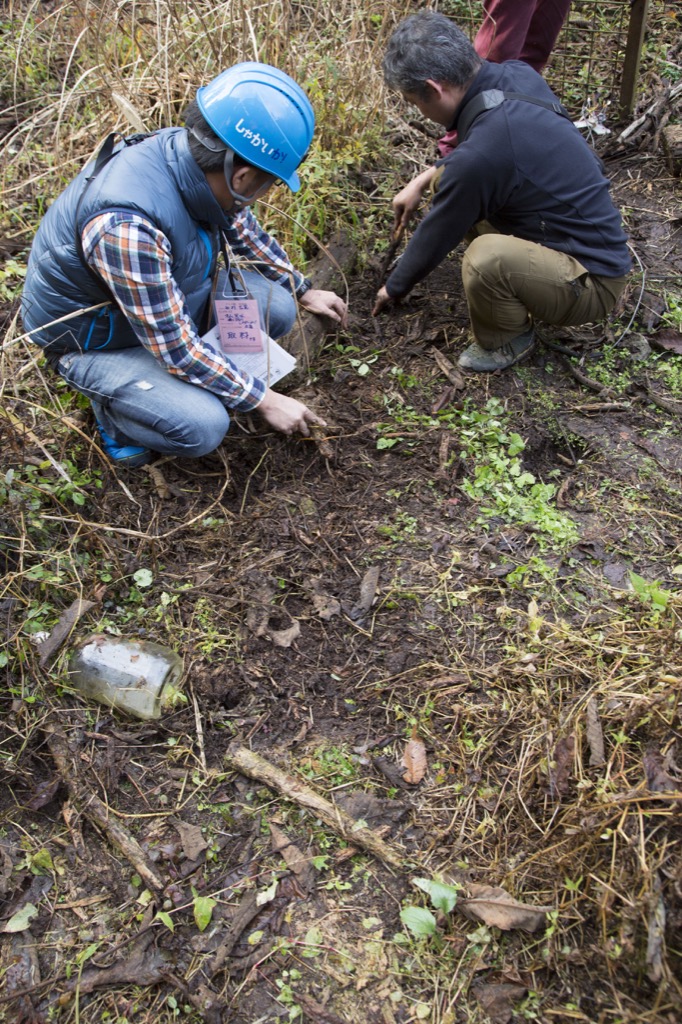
[[461, 228, 628, 350]]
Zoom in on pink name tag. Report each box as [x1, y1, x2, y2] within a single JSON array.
[[214, 298, 263, 354]]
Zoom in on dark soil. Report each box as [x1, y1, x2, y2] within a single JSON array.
[[1, 140, 681, 1023]]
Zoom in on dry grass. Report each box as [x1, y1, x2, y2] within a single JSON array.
[[1, 3, 681, 1023]]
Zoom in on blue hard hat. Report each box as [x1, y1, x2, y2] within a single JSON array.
[[196, 62, 315, 192]]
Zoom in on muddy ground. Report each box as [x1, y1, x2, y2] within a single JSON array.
[[1, 131, 682, 1023]]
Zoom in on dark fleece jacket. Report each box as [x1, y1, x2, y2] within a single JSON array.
[[386, 59, 630, 298]]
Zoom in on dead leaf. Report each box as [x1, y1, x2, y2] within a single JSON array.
[[26, 776, 61, 811], [458, 883, 552, 932], [143, 462, 173, 498], [335, 791, 408, 830], [173, 819, 208, 861], [350, 565, 380, 621], [430, 346, 465, 389], [401, 726, 427, 785], [585, 698, 605, 766], [549, 734, 575, 800], [111, 90, 148, 132], [38, 595, 102, 667], [431, 386, 456, 414], [372, 754, 410, 790], [651, 328, 682, 354], [72, 934, 167, 994], [268, 620, 301, 648], [269, 822, 314, 891], [3, 930, 42, 1020], [643, 750, 678, 793], [308, 579, 341, 620], [246, 605, 270, 637], [473, 977, 528, 1024], [646, 873, 667, 982]]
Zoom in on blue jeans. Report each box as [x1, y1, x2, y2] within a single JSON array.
[[56, 270, 296, 457]]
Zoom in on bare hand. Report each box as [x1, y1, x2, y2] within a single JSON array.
[[257, 388, 326, 437], [372, 286, 393, 317], [392, 166, 437, 233], [300, 288, 348, 327]]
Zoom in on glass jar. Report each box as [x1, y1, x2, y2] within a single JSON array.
[[68, 635, 184, 720]]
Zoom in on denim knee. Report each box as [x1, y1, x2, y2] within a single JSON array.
[[165, 404, 231, 457]]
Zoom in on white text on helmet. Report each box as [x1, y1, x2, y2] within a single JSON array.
[[234, 119, 288, 163]]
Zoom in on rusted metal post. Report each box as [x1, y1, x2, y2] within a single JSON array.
[[619, 0, 650, 118]]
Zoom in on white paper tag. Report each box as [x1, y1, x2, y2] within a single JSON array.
[[214, 297, 263, 354]]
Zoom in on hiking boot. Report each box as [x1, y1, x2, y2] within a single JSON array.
[[96, 422, 152, 468], [457, 328, 536, 372]]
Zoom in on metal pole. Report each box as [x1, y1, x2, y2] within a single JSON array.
[[619, 0, 650, 119]]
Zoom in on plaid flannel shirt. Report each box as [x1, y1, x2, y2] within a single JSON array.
[[82, 209, 306, 411]]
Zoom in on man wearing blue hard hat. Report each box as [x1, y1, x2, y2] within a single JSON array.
[[21, 63, 347, 467]]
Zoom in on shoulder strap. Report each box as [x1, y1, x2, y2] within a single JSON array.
[[456, 88, 571, 144], [74, 133, 152, 299]]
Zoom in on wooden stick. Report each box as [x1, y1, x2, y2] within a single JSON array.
[[224, 742, 405, 870], [46, 724, 166, 892], [377, 223, 405, 285]]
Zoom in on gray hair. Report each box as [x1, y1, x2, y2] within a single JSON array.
[[383, 11, 480, 97]]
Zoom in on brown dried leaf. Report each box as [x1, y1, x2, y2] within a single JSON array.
[[401, 727, 427, 785], [268, 620, 301, 648], [26, 776, 61, 811], [585, 698, 605, 766], [350, 565, 380, 620], [74, 937, 167, 994], [309, 580, 341, 620], [269, 822, 314, 891], [174, 819, 209, 861], [431, 386, 456, 415], [646, 874, 667, 982], [643, 750, 678, 793], [651, 328, 682, 354], [3, 931, 42, 1012], [430, 346, 465, 389], [458, 883, 552, 933], [473, 978, 528, 1024]]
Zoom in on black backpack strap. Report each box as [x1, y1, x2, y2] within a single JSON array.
[[74, 132, 152, 299], [456, 88, 571, 144]]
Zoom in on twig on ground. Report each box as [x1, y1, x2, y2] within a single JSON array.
[[224, 742, 405, 869], [45, 722, 166, 891]]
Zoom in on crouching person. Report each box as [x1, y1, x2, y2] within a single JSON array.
[[372, 12, 630, 373], [21, 63, 347, 467]]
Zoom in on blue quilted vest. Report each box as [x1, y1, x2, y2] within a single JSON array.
[[21, 128, 230, 356]]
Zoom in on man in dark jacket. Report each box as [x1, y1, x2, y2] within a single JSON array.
[[22, 63, 347, 466], [373, 11, 630, 373]]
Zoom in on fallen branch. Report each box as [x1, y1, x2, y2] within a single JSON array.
[[45, 722, 166, 892], [200, 891, 262, 981], [618, 80, 682, 144], [224, 742, 405, 870], [558, 355, 617, 397]]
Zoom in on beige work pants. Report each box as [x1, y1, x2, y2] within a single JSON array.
[[461, 229, 628, 350]]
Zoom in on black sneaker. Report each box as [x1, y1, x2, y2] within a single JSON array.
[[458, 328, 536, 372]]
